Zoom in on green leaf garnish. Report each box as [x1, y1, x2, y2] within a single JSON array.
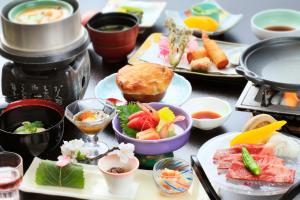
[[15, 121, 45, 134], [36, 161, 84, 189], [117, 102, 140, 137], [192, 6, 221, 15]]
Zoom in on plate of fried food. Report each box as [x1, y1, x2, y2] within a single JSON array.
[[128, 20, 247, 81]]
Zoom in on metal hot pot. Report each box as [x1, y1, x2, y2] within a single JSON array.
[[0, 0, 91, 107]]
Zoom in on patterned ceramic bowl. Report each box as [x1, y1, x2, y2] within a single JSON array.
[[152, 158, 193, 195]]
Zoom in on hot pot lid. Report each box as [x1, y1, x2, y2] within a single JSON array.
[[0, 27, 90, 65]]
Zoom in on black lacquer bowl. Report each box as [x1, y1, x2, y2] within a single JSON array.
[[0, 99, 64, 167]]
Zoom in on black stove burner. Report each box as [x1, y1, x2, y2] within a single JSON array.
[[1, 51, 90, 107], [255, 86, 279, 107], [236, 82, 300, 136]]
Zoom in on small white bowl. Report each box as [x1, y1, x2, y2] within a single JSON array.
[[251, 9, 300, 40], [181, 97, 232, 130], [98, 154, 139, 195]]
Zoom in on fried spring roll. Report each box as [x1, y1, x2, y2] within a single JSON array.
[[202, 32, 229, 69], [187, 48, 208, 63]]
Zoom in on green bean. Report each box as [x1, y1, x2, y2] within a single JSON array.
[[242, 147, 262, 176]]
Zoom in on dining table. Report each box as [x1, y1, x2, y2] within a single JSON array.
[[0, 0, 299, 199]]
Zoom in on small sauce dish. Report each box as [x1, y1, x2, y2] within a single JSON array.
[[181, 97, 232, 130], [251, 9, 300, 40]]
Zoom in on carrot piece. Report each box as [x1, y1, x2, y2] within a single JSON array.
[[202, 32, 229, 69], [283, 92, 299, 107]]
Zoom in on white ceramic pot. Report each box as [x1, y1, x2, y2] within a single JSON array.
[[98, 154, 139, 195]]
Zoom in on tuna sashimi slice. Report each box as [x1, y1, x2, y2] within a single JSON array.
[[213, 144, 275, 161], [226, 162, 295, 184], [217, 154, 285, 172]]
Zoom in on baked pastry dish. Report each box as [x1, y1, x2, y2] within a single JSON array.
[[116, 63, 174, 102]]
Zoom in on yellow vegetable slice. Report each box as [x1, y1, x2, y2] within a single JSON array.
[[230, 120, 287, 147], [158, 107, 175, 122], [184, 16, 219, 32]]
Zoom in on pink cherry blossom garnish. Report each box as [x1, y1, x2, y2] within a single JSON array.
[[187, 37, 199, 52], [56, 155, 71, 167]]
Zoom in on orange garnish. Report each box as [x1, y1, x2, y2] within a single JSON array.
[[283, 92, 299, 107], [78, 111, 96, 121]]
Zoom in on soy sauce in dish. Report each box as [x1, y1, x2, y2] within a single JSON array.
[[97, 25, 130, 32], [192, 111, 221, 119], [265, 25, 294, 31]]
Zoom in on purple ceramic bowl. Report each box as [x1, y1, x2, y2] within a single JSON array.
[[112, 102, 192, 155]]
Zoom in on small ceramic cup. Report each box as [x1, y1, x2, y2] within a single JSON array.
[[251, 9, 300, 40], [98, 154, 139, 195]]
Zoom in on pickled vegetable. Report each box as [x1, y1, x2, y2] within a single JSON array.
[[230, 120, 286, 147]]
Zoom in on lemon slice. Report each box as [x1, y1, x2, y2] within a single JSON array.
[[184, 16, 219, 32], [158, 107, 175, 122]]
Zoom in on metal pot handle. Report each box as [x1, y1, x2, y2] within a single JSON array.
[[236, 66, 264, 85], [278, 180, 300, 200], [191, 155, 221, 200]]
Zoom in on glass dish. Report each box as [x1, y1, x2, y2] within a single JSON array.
[[65, 98, 116, 158], [153, 158, 193, 195]]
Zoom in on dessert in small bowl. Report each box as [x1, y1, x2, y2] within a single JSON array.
[[98, 143, 139, 196], [251, 9, 300, 40], [116, 63, 174, 103], [112, 102, 192, 155], [65, 98, 116, 158], [181, 97, 232, 130], [153, 158, 193, 195]]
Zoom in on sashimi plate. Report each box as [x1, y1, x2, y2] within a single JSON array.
[[94, 73, 192, 106], [197, 132, 300, 196]]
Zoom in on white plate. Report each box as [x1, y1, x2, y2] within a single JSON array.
[[165, 0, 242, 36], [181, 97, 232, 130], [94, 73, 192, 106], [20, 157, 210, 200], [102, 0, 167, 28], [197, 132, 300, 196]]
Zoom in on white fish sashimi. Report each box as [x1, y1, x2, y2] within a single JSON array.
[[267, 132, 300, 159]]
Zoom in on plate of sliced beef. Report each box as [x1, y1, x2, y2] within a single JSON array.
[[197, 132, 300, 196]]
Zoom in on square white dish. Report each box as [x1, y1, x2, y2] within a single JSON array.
[[102, 0, 167, 28]]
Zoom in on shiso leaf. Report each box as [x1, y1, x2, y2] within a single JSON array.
[[117, 102, 140, 137], [36, 161, 84, 189]]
